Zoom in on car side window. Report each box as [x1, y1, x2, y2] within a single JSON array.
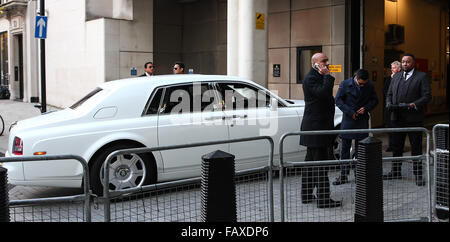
[[216, 82, 272, 110], [160, 83, 220, 114], [145, 88, 164, 115]]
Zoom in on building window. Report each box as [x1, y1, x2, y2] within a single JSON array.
[[0, 31, 8, 86], [296, 46, 322, 84]]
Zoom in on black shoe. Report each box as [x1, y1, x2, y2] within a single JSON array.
[[332, 176, 348, 185], [317, 198, 342, 208], [382, 172, 402, 180], [385, 147, 393, 152], [302, 195, 315, 204]]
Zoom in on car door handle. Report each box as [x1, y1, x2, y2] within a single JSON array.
[[204, 116, 224, 121], [232, 114, 248, 119]]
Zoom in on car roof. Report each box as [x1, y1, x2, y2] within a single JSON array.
[[99, 74, 252, 91]]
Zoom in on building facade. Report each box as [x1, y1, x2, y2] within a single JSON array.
[[0, 0, 448, 127], [0, 0, 39, 103]]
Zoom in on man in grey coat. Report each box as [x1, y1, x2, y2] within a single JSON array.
[[299, 53, 341, 208], [384, 53, 432, 186]]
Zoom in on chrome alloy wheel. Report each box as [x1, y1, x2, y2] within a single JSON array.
[[100, 153, 147, 191]]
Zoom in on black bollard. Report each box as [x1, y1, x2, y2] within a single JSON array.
[[201, 150, 237, 222], [354, 136, 384, 222], [0, 166, 10, 222]]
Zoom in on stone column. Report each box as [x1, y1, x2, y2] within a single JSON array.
[[227, 0, 268, 87], [227, 0, 239, 77]]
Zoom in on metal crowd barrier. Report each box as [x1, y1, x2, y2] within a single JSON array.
[[102, 136, 275, 222], [100, 166, 270, 222], [279, 127, 432, 222], [432, 124, 449, 220], [1, 127, 436, 222], [0, 155, 91, 222]]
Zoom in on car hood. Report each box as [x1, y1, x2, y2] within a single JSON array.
[[13, 108, 82, 132]]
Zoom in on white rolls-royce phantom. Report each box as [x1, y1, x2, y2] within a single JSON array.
[[3, 75, 342, 194]]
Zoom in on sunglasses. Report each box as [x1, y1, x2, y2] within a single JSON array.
[[173, 67, 179, 70]]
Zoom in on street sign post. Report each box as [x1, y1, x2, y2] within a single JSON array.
[[35, 16, 48, 39], [38, 0, 47, 114]]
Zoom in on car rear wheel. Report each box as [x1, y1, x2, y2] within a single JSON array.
[[90, 144, 156, 196]]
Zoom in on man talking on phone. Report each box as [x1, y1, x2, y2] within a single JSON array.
[[299, 53, 342, 208]]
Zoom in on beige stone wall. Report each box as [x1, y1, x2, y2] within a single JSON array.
[[267, 0, 346, 100], [45, 0, 153, 108], [45, 0, 103, 108]]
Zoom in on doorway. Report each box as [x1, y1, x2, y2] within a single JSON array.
[[0, 32, 8, 87], [13, 34, 24, 100]]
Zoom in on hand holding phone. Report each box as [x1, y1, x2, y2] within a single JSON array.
[[314, 63, 320, 70], [314, 63, 330, 75]]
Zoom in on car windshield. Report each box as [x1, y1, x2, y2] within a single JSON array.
[[70, 87, 103, 110]]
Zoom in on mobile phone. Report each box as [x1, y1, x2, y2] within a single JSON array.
[[314, 63, 320, 70]]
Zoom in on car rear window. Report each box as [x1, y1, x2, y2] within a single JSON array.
[[70, 88, 103, 110]]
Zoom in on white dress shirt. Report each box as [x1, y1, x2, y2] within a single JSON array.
[[404, 69, 414, 80]]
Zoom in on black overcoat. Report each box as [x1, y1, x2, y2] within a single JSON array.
[[299, 68, 335, 148]]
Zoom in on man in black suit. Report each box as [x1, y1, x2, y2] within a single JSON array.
[[140, 62, 155, 77], [300, 52, 341, 208], [384, 53, 432, 186]]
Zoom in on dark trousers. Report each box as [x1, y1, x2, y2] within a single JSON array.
[[340, 138, 360, 177], [391, 120, 424, 178], [386, 123, 395, 149], [301, 147, 331, 201]]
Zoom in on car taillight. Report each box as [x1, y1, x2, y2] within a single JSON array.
[[13, 137, 23, 155]]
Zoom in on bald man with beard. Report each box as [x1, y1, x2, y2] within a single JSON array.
[[299, 53, 342, 208]]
